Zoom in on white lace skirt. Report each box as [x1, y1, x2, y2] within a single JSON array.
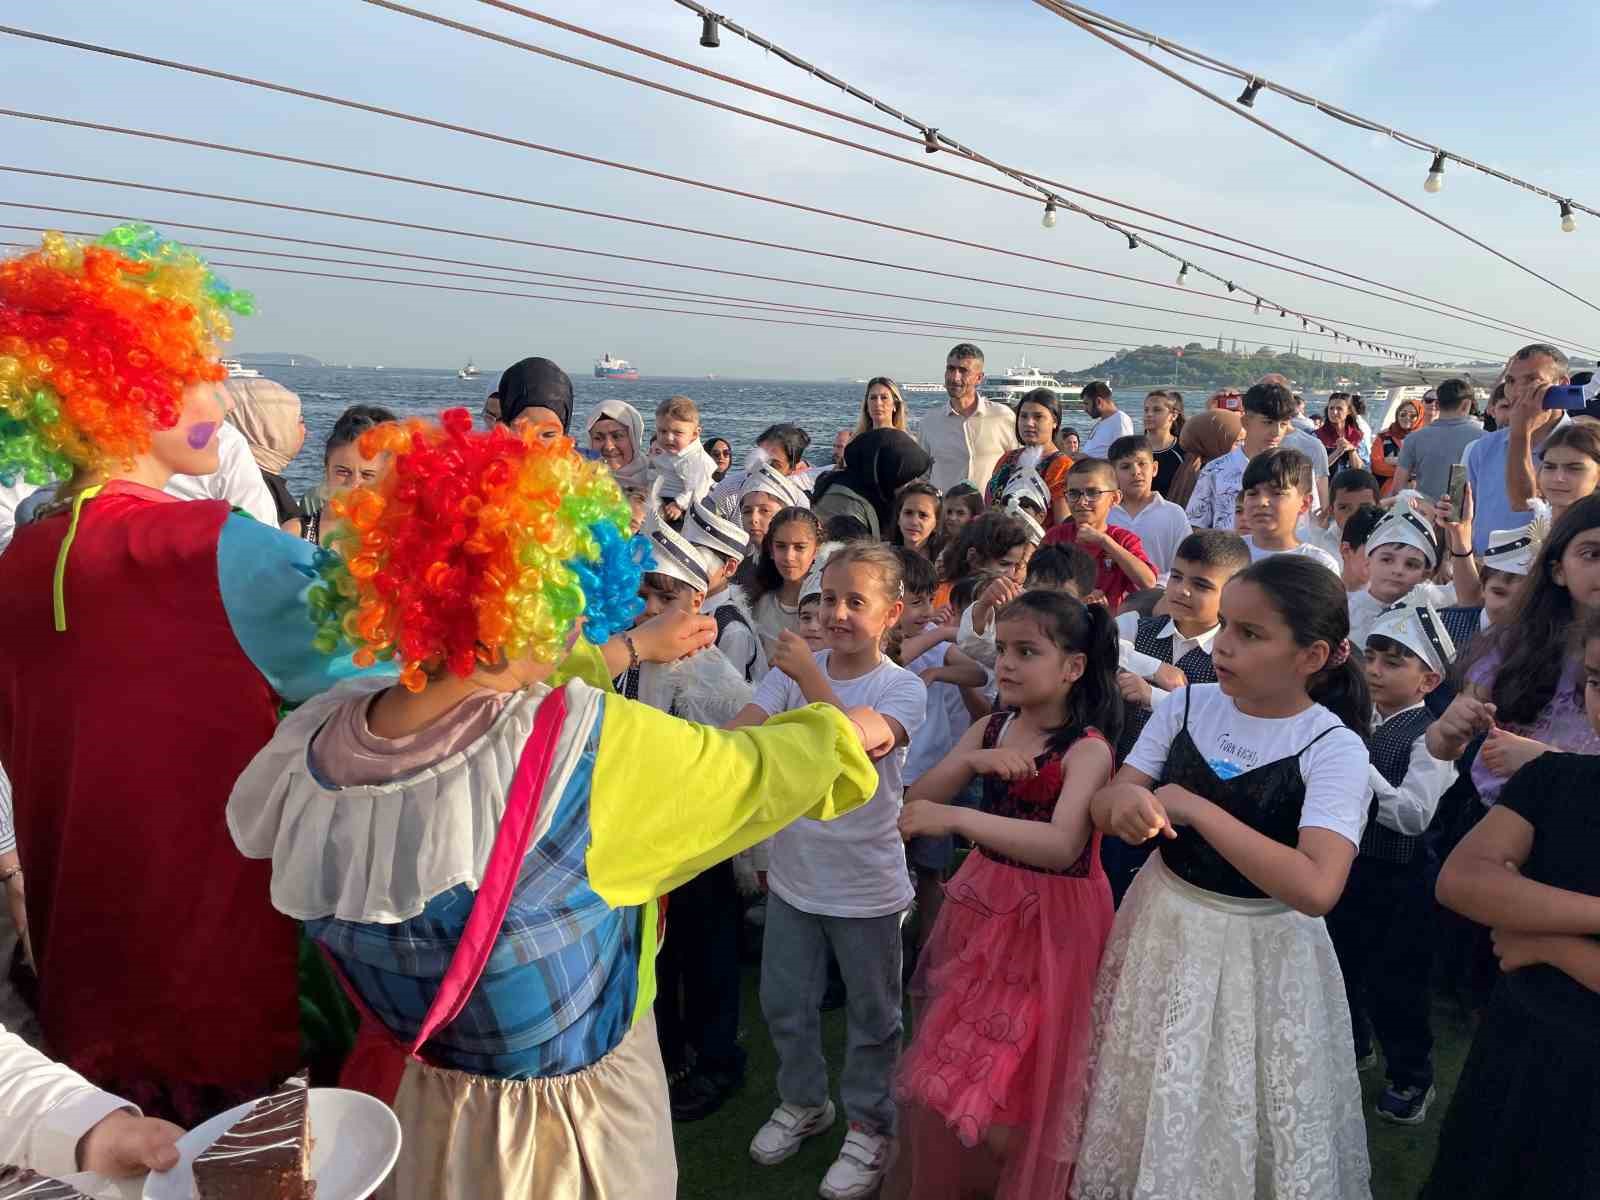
[[1071, 855, 1371, 1200]]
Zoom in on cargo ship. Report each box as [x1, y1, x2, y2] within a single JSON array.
[[594, 353, 640, 381]]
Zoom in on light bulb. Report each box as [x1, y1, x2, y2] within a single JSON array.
[[1560, 200, 1577, 233], [1423, 151, 1446, 194], [1041, 200, 1058, 229], [1176, 263, 1189, 286]]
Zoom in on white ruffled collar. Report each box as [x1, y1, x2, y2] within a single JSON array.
[[227, 676, 602, 924]]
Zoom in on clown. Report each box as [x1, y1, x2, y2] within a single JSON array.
[[227, 413, 883, 1199]]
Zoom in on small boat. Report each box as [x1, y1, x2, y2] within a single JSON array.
[[458, 359, 481, 380], [221, 359, 261, 379], [595, 353, 640, 381]]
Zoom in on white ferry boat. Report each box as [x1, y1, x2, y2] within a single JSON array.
[[978, 359, 1081, 403], [221, 359, 261, 379], [458, 359, 481, 380]]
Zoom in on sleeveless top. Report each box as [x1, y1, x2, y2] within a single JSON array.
[[977, 712, 1100, 878], [1360, 706, 1434, 865], [1157, 686, 1342, 898]]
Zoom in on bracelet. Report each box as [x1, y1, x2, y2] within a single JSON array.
[[1450, 549, 1473, 558], [0, 865, 21, 886], [622, 632, 640, 672]]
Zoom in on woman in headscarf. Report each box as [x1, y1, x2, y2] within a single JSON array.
[[221, 377, 305, 528], [984, 388, 1072, 524], [1165, 408, 1242, 509], [854, 376, 909, 435], [1369, 396, 1423, 496], [811, 428, 931, 539], [584, 399, 652, 496]]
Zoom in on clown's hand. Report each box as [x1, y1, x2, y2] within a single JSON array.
[[631, 610, 717, 664]]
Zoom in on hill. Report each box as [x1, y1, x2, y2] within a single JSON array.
[[1059, 344, 1383, 391]]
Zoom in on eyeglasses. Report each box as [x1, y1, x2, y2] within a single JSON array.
[[1066, 487, 1112, 502]]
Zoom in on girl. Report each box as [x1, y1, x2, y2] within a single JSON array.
[[1370, 397, 1421, 496], [295, 403, 398, 543], [1508, 418, 1600, 526], [1060, 429, 1081, 456], [811, 428, 931, 540], [942, 483, 984, 536], [986, 388, 1073, 523], [1421, 616, 1600, 1200], [855, 376, 909, 434], [585, 399, 652, 494], [896, 592, 1121, 1200], [1432, 494, 1600, 805], [1141, 390, 1187, 498], [736, 543, 927, 1200], [1317, 392, 1364, 475], [892, 481, 944, 560], [934, 510, 1034, 609], [1074, 555, 1373, 1199], [743, 506, 823, 659]]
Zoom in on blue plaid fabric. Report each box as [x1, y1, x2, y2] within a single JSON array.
[[308, 702, 646, 1079]]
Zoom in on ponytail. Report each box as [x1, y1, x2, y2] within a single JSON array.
[[1307, 645, 1373, 745], [996, 591, 1124, 752]]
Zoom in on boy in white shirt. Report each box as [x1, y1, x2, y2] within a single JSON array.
[[1346, 500, 1463, 649], [1186, 379, 1294, 530], [1238, 448, 1342, 574], [683, 499, 767, 684], [1107, 434, 1192, 578], [650, 394, 718, 523]]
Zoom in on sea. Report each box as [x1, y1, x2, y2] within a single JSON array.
[[266, 364, 1193, 495]]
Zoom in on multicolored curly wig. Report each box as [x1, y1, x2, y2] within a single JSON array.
[[308, 408, 650, 691], [0, 223, 253, 485]]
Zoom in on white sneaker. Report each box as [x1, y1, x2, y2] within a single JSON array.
[[819, 1124, 894, 1200], [750, 1099, 837, 1166]]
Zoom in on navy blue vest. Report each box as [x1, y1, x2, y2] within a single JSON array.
[[1134, 615, 1217, 685], [1360, 705, 1435, 864]]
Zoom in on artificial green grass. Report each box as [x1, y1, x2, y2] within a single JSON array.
[[673, 966, 1478, 1199]]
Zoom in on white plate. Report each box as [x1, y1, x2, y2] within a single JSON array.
[[143, 1087, 400, 1200]]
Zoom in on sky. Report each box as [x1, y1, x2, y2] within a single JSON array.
[[3, 0, 1598, 380]]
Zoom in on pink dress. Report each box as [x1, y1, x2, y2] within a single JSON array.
[[897, 715, 1114, 1200]]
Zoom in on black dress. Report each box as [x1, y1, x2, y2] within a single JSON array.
[[1421, 752, 1600, 1200]]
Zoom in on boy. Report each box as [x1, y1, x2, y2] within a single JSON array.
[[1307, 467, 1381, 558], [737, 463, 810, 547], [1041, 457, 1156, 610], [1338, 503, 1388, 595], [1107, 434, 1192, 577], [1238, 448, 1341, 574], [1347, 500, 1461, 649], [1428, 518, 1543, 715], [1186, 379, 1294, 530], [954, 543, 1095, 668], [1327, 600, 1457, 1127], [683, 498, 766, 685], [651, 395, 718, 522]]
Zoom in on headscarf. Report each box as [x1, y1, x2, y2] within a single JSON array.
[[223, 377, 303, 476], [494, 357, 573, 432], [1167, 409, 1241, 507], [585, 399, 650, 492], [810, 427, 931, 534]]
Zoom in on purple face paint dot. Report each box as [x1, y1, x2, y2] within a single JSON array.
[[186, 422, 217, 450]]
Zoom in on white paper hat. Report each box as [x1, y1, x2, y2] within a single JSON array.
[[1367, 500, 1439, 568], [682, 496, 749, 563], [641, 514, 710, 593], [1367, 598, 1457, 674], [1004, 499, 1047, 545], [1000, 467, 1051, 515], [1482, 512, 1548, 577], [739, 463, 809, 511]]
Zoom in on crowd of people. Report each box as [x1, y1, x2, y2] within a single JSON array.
[[0, 227, 1597, 1200]]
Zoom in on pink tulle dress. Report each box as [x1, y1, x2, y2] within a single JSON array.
[[897, 714, 1114, 1200]]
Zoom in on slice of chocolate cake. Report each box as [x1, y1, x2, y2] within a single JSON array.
[[0, 1165, 93, 1199], [192, 1073, 315, 1200]]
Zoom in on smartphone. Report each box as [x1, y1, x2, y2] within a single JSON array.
[[1446, 464, 1468, 515], [1541, 383, 1591, 411]]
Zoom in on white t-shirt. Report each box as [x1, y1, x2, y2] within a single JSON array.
[[1081, 408, 1135, 459], [1125, 684, 1370, 847], [1184, 446, 1247, 531], [166, 420, 279, 526], [752, 650, 927, 917], [1110, 495, 1192, 577], [903, 643, 973, 787], [1242, 536, 1342, 576]]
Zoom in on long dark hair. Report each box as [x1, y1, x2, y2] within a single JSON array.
[[996, 590, 1123, 751], [1471, 494, 1600, 725], [938, 510, 1031, 584], [890, 480, 946, 560], [1237, 556, 1372, 738], [743, 506, 822, 604], [1015, 387, 1062, 445]]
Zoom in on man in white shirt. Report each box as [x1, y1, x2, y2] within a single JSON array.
[[1079, 381, 1134, 459], [914, 342, 1019, 493], [165, 418, 278, 526]]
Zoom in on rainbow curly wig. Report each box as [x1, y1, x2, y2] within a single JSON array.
[[0, 223, 253, 485], [308, 408, 650, 691]]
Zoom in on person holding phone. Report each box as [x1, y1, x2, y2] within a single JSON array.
[[1504, 380, 1600, 526], [1463, 348, 1573, 555]]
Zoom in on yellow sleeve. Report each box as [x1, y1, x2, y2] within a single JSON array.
[[586, 696, 876, 907], [553, 637, 615, 693]]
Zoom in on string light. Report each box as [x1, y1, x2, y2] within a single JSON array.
[[1126, 232, 1138, 250], [698, 11, 721, 47], [1423, 151, 1446, 194], [1561, 199, 1578, 234], [1236, 78, 1263, 108], [922, 127, 939, 154], [1176, 261, 1188, 285], [1225, 281, 1236, 293], [1253, 297, 1262, 314], [1042, 198, 1058, 228]]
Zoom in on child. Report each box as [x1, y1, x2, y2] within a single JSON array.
[[1327, 600, 1457, 1128], [1185, 379, 1295, 531], [897, 592, 1121, 1199], [1307, 467, 1382, 558], [1239, 447, 1342, 574], [892, 481, 944, 560], [1042, 457, 1157, 610], [1079, 555, 1374, 1199], [743, 507, 823, 659], [935, 511, 1034, 609], [1422, 615, 1600, 1200], [1347, 499, 1460, 649], [738, 463, 810, 547], [1108, 434, 1192, 578], [651, 394, 718, 522], [1338, 502, 1387, 595], [955, 543, 1095, 668], [683, 498, 766, 685], [738, 544, 927, 1200], [941, 482, 984, 535]]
